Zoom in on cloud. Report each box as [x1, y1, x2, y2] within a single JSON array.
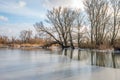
[[18, 1, 26, 8], [0, 0, 84, 21], [0, 23, 34, 38], [0, 0, 45, 19], [42, 0, 84, 10], [0, 16, 8, 22], [0, 0, 26, 9], [43, 0, 72, 8]]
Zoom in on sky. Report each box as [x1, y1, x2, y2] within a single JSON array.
[[0, 0, 84, 38]]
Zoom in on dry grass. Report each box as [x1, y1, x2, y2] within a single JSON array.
[[97, 44, 113, 50]]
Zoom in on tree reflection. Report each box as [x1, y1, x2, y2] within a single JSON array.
[[64, 49, 68, 56], [78, 49, 81, 60], [112, 52, 116, 68], [96, 52, 105, 67], [90, 50, 94, 65], [70, 49, 74, 59], [62, 49, 120, 68]]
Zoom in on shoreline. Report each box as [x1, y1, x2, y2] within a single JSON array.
[[0, 43, 117, 52]]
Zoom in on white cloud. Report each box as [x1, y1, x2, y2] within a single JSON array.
[[0, 16, 8, 22], [43, 0, 84, 11], [18, 1, 26, 8], [71, 0, 84, 9], [0, 23, 35, 38], [43, 0, 71, 8], [0, 0, 84, 21], [0, 0, 45, 19]]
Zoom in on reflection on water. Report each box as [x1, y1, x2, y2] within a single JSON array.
[[63, 49, 120, 68], [0, 48, 120, 80], [0, 48, 120, 69]]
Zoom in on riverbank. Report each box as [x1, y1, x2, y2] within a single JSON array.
[[0, 44, 41, 49], [0, 43, 119, 52], [0, 43, 61, 51]]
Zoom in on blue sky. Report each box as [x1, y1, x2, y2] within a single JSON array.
[[0, 0, 84, 38]]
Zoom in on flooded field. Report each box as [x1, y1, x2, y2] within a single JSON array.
[[0, 48, 120, 80]]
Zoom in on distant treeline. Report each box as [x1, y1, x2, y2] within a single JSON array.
[[0, 30, 46, 45]]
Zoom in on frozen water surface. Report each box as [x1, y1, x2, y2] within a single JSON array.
[[0, 48, 120, 80]]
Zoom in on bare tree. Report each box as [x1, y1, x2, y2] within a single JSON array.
[[11, 36, 16, 44], [84, 0, 110, 47], [110, 0, 120, 45], [19, 30, 32, 43], [76, 11, 85, 48], [0, 35, 9, 44], [34, 7, 78, 49]]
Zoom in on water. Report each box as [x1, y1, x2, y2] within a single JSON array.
[[0, 48, 120, 80], [63, 49, 120, 68]]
